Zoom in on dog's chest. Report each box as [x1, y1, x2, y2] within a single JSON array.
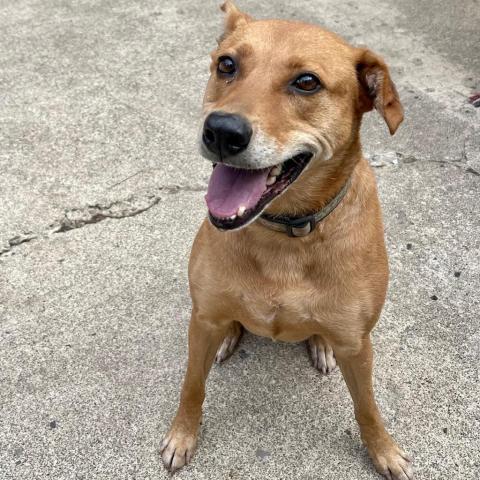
[[236, 281, 322, 342]]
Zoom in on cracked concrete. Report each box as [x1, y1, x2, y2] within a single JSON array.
[[0, 233, 38, 256], [368, 151, 480, 176], [52, 182, 207, 234], [0, 1, 479, 480], [0, 185, 206, 256], [52, 197, 164, 234]]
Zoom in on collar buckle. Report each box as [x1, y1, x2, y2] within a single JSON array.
[[286, 215, 316, 237]]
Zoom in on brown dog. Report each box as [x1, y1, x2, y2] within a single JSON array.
[[161, 2, 412, 479]]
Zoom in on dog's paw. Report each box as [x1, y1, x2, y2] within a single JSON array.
[[160, 429, 197, 472], [307, 336, 336, 374], [372, 449, 413, 480], [215, 322, 243, 363], [368, 440, 413, 480]]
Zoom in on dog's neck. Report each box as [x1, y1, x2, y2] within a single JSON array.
[[258, 177, 351, 237]]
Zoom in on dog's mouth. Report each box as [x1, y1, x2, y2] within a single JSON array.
[[205, 152, 313, 230]]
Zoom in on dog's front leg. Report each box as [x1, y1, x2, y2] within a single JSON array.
[[336, 336, 413, 480], [160, 310, 227, 472]]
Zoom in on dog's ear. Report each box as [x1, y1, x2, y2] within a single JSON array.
[[220, 1, 252, 36], [356, 48, 404, 135]]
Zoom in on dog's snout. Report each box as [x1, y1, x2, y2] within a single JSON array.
[[203, 112, 252, 158]]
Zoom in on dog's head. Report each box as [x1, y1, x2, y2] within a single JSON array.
[[201, 1, 403, 230]]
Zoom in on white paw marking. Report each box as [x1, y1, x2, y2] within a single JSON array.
[[373, 448, 413, 480], [307, 337, 337, 375], [160, 430, 197, 472], [215, 330, 242, 363]]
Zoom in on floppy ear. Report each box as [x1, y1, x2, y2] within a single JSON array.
[[220, 1, 253, 36], [356, 48, 404, 135]]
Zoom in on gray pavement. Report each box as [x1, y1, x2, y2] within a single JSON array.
[[0, 1, 479, 479]]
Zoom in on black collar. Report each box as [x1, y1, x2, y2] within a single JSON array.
[[257, 178, 351, 237]]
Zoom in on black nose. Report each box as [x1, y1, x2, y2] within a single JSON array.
[[202, 112, 252, 158]]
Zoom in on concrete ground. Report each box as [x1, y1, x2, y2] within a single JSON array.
[[0, 0, 479, 479]]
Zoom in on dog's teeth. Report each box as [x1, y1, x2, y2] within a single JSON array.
[[229, 214, 237, 220], [266, 176, 276, 186], [271, 165, 282, 176], [237, 206, 246, 217]]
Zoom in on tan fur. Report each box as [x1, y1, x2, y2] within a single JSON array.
[[161, 3, 412, 479]]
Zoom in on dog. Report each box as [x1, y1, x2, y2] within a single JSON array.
[[160, 2, 412, 479]]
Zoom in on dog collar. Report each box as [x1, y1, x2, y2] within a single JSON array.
[[257, 178, 351, 238]]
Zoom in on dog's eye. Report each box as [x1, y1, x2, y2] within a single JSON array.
[[291, 73, 322, 93], [217, 56, 236, 76]]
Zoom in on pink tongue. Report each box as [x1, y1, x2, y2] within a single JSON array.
[[205, 164, 270, 218]]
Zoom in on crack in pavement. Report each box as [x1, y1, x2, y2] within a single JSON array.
[[52, 196, 163, 234], [0, 184, 206, 257], [370, 151, 480, 176], [0, 233, 38, 255]]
